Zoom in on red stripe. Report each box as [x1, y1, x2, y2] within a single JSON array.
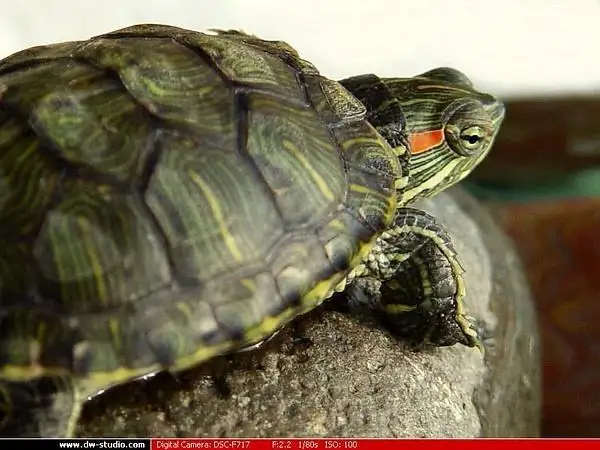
[[409, 129, 445, 154]]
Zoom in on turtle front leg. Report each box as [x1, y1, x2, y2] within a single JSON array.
[[349, 207, 481, 349]]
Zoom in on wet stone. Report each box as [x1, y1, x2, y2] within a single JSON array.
[[77, 188, 541, 437]]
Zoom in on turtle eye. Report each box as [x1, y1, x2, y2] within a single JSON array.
[[443, 99, 492, 157], [459, 126, 486, 153]]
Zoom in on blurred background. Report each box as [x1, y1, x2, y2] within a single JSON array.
[[2, 0, 600, 437]]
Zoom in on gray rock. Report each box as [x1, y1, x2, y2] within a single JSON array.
[[77, 188, 540, 437]]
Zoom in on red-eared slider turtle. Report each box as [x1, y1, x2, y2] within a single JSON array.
[[0, 24, 505, 437]]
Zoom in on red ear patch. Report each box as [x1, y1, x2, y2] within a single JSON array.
[[408, 129, 445, 154]]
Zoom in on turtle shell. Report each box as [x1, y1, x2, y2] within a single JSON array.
[[0, 25, 400, 395]]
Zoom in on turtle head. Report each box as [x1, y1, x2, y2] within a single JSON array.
[[383, 67, 505, 202]]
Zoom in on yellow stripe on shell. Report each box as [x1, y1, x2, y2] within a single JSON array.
[[282, 139, 335, 202], [78, 217, 108, 305], [189, 171, 243, 262]]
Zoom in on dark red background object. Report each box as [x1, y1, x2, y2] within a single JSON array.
[[495, 198, 600, 437], [473, 96, 600, 186]]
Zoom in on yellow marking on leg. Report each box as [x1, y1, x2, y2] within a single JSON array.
[[384, 224, 481, 349]]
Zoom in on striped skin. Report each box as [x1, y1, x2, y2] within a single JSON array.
[[342, 68, 505, 206], [0, 25, 400, 436], [383, 69, 505, 202], [341, 69, 504, 349]]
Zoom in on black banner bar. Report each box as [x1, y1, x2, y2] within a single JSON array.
[[0, 438, 151, 449]]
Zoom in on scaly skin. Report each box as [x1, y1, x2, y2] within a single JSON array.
[[341, 69, 504, 348]]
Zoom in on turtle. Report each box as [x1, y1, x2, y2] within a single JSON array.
[[0, 24, 505, 437]]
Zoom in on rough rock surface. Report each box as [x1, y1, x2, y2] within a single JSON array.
[[77, 188, 541, 437]]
